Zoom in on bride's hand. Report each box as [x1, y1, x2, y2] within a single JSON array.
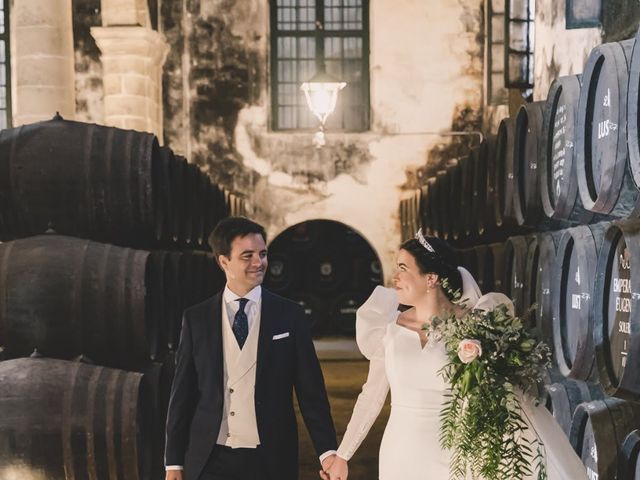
[[327, 456, 348, 480]]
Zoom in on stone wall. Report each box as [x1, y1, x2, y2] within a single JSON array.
[[533, 0, 602, 102], [158, 0, 485, 280], [72, 0, 103, 123]]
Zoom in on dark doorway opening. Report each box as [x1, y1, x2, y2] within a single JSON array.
[[264, 220, 383, 337]]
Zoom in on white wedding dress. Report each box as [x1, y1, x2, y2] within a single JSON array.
[[335, 270, 588, 480]]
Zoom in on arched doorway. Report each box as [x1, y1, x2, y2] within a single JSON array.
[[264, 220, 383, 337]]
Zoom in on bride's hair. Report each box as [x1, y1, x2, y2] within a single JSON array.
[[400, 236, 462, 301]]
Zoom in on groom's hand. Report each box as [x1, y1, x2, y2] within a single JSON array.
[[165, 470, 183, 480], [319, 454, 336, 480]]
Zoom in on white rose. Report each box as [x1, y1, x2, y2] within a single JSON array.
[[457, 339, 482, 364]]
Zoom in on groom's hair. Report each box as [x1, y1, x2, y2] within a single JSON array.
[[400, 236, 462, 301], [208, 216, 267, 263]]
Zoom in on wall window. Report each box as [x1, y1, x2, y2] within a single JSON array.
[[566, 0, 601, 29], [0, 0, 10, 129], [485, 0, 508, 104], [270, 0, 369, 131], [504, 0, 535, 90]]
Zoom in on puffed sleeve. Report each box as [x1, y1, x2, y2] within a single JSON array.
[[355, 286, 400, 360], [335, 286, 398, 461], [472, 292, 515, 317]]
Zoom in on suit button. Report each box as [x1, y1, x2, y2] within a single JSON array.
[[230, 411, 235, 416], [229, 388, 234, 394], [227, 433, 231, 437]]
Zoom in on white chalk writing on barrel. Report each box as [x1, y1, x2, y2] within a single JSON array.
[[552, 102, 568, 197]]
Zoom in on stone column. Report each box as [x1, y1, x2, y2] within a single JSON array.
[[91, 26, 168, 139], [11, 0, 76, 126]]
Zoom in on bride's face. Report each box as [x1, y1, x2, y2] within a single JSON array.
[[392, 249, 436, 305]]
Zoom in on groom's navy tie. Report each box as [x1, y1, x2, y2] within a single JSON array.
[[233, 298, 249, 349]]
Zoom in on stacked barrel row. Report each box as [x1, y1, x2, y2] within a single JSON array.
[[401, 29, 640, 248], [0, 115, 247, 250], [399, 27, 640, 479], [0, 118, 237, 479], [451, 218, 640, 480]]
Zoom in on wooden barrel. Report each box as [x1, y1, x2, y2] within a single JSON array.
[[445, 160, 462, 241], [167, 151, 186, 244], [432, 170, 447, 238], [460, 154, 475, 239], [619, 429, 640, 480], [399, 199, 408, 241], [0, 116, 166, 248], [154, 146, 172, 244], [309, 251, 347, 292], [159, 250, 222, 351], [493, 117, 518, 230], [203, 180, 216, 241], [546, 379, 604, 437], [488, 242, 506, 293], [627, 27, 640, 195], [570, 398, 640, 480], [503, 236, 530, 315], [513, 101, 547, 227], [421, 178, 435, 237], [175, 155, 194, 245], [0, 235, 160, 370], [593, 220, 640, 399], [186, 163, 203, 247], [142, 352, 176, 478], [0, 357, 151, 480], [471, 137, 493, 238], [410, 189, 421, 238], [525, 231, 563, 355], [196, 171, 210, 247], [552, 223, 608, 380], [473, 244, 491, 294], [288, 221, 320, 252], [265, 252, 296, 293], [332, 291, 370, 335], [457, 248, 478, 282], [289, 292, 326, 336], [541, 75, 597, 224], [577, 39, 640, 217]]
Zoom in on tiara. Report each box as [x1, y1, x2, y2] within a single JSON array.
[[414, 228, 436, 253]]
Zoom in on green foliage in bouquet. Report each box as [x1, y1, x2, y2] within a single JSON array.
[[426, 289, 551, 480]]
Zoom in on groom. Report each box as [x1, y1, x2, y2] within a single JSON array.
[[165, 217, 338, 480]]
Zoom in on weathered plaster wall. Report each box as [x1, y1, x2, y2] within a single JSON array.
[[72, 0, 103, 123], [533, 0, 602, 102], [160, 0, 485, 281]]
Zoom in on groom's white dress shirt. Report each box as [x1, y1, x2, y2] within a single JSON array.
[[166, 285, 335, 471]]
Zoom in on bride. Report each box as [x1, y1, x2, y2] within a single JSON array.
[[320, 232, 586, 480]]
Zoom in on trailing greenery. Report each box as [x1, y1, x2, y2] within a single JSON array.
[[426, 290, 551, 480]]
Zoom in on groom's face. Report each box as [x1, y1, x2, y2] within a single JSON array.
[[219, 233, 268, 293]]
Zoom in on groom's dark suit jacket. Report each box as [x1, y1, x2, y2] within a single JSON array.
[[165, 288, 337, 480]]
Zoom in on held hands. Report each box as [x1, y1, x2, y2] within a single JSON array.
[[319, 454, 348, 480]]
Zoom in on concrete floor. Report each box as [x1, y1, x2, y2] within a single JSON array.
[[295, 359, 390, 480]]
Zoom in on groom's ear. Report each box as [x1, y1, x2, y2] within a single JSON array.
[[218, 254, 230, 271]]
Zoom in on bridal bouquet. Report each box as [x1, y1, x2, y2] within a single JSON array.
[[426, 297, 551, 480]]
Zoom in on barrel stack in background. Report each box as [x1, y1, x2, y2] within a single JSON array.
[[0, 116, 246, 478], [399, 27, 640, 480]]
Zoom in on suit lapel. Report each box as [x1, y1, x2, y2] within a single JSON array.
[[256, 289, 276, 383]]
